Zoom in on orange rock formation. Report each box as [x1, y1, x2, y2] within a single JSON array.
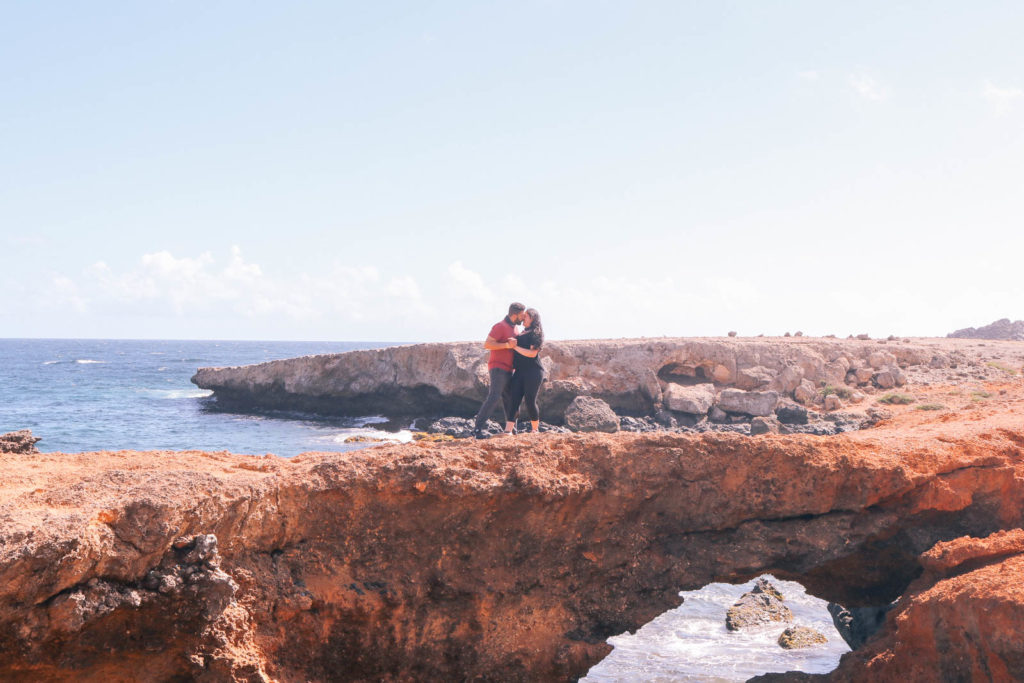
[[3, 339, 1024, 681]]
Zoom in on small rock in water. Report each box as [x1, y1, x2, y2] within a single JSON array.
[[778, 626, 828, 649], [725, 579, 793, 631]]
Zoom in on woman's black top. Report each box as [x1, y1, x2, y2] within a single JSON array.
[[513, 329, 544, 373]]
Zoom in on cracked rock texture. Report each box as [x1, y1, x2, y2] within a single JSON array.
[[2, 368, 1024, 682], [191, 336, 987, 420]]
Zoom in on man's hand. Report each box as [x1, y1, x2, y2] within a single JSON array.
[[507, 338, 518, 348]]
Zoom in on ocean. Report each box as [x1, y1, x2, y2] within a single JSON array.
[[0, 338, 849, 680], [0, 338, 409, 457]]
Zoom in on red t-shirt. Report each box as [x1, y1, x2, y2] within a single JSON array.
[[487, 318, 517, 371]]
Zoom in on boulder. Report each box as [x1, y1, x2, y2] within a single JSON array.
[[663, 383, 716, 415], [854, 367, 874, 384], [873, 370, 896, 389], [0, 430, 41, 455], [793, 381, 815, 405], [891, 366, 907, 386], [750, 416, 780, 435], [564, 396, 620, 433], [725, 579, 793, 631], [735, 366, 774, 390], [775, 402, 809, 425], [778, 626, 828, 649], [823, 394, 843, 411], [770, 365, 805, 394], [717, 389, 778, 417], [708, 406, 728, 423]]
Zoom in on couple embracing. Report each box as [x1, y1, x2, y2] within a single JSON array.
[[472, 302, 545, 439]]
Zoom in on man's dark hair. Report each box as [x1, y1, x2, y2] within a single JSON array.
[[508, 302, 526, 315]]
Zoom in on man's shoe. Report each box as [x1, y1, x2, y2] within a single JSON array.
[[473, 428, 490, 440]]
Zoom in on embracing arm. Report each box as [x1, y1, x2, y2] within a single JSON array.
[[513, 345, 539, 358], [483, 335, 517, 351]]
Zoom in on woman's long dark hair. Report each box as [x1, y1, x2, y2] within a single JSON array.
[[525, 308, 544, 346]]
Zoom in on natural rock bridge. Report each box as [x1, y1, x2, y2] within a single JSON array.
[[1, 411, 1021, 680]]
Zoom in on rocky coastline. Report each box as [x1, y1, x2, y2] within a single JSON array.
[[3, 335, 1024, 680], [192, 336, 1006, 435]]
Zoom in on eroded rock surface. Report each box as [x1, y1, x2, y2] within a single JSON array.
[[725, 579, 792, 631], [191, 337, 987, 422], [1, 399, 1023, 681], [827, 530, 1024, 682], [778, 626, 828, 650], [0, 430, 40, 454]]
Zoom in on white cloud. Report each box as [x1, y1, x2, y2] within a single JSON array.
[[849, 72, 886, 101], [445, 261, 494, 303], [51, 248, 431, 328], [982, 80, 1023, 115], [47, 275, 89, 314]]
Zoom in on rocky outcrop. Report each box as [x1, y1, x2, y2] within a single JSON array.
[[778, 626, 828, 649], [1, 413, 1023, 681], [0, 430, 40, 454], [948, 318, 1024, 341], [826, 530, 1024, 681], [725, 578, 792, 630], [190, 337, 959, 422]]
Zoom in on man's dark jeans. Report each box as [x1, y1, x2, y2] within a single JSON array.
[[474, 368, 513, 430]]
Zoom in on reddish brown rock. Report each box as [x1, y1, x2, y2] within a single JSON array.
[[828, 531, 1024, 682], [3, 372, 1024, 681]]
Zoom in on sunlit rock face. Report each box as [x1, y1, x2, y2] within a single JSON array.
[[0, 413, 1021, 681], [190, 336, 953, 421]]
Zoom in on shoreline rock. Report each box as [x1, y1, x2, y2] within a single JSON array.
[[725, 579, 793, 631], [190, 337, 962, 423]]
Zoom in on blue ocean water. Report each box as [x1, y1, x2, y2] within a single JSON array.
[[0, 338, 406, 457]]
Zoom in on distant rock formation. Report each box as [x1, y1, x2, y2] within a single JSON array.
[[191, 337, 944, 424], [948, 318, 1024, 340]]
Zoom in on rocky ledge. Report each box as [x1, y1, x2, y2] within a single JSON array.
[[191, 337, 1007, 425], [2, 388, 1023, 680]]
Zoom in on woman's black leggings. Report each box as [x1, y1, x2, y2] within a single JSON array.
[[505, 366, 544, 422]]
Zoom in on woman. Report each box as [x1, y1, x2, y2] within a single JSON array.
[[504, 308, 545, 434]]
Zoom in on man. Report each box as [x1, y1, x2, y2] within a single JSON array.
[[473, 302, 526, 439]]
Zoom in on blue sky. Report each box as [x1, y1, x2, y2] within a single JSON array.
[[3, 2, 1023, 341]]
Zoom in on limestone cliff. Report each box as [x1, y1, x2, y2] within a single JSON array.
[[191, 337, 960, 420], [2, 394, 1023, 680]]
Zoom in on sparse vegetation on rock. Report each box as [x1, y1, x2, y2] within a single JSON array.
[[878, 392, 915, 405]]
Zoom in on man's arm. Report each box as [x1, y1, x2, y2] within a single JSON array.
[[512, 345, 539, 357], [483, 335, 517, 351]]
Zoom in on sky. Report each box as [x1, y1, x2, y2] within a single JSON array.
[[3, 2, 1023, 342]]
